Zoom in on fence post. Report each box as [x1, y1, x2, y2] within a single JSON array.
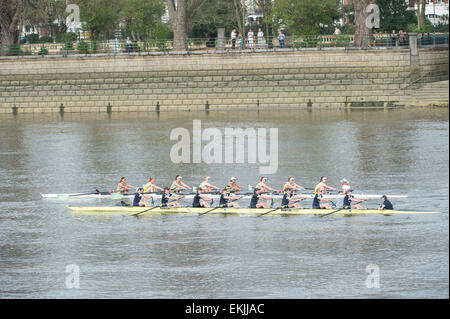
[[408, 33, 420, 84], [217, 28, 225, 51]]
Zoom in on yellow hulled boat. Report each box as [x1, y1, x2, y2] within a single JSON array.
[[68, 206, 441, 217]]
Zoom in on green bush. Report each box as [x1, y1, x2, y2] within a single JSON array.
[[24, 33, 39, 44], [39, 36, 54, 43], [77, 41, 90, 54], [55, 32, 78, 43], [38, 44, 48, 55], [6, 44, 22, 56]]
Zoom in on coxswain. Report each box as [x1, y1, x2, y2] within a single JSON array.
[[219, 188, 242, 208], [226, 177, 247, 193], [198, 176, 220, 193], [340, 178, 351, 194], [256, 177, 278, 193], [170, 175, 191, 193], [342, 189, 366, 209], [192, 189, 213, 208], [314, 176, 337, 194], [250, 189, 273, 209], [282, 177, 305, 193], [378, 195, 394, 210], [116, 177, 136, 193], [312, 189, 334, 209], [281, 188, 308, 209], [133, 188, 152, 207]]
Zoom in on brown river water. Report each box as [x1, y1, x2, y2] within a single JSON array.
[[0, 108, 448, 298]]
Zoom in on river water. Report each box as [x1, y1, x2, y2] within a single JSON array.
[[0, 109, 448, 298]]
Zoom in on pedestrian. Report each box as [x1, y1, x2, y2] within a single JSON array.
[[278, 31, 285, 48], [231, 28, 237, 49], [248, 29, 254, 49], [126, 37, 132, 53], [399, 30, 406, 46], [238, 32, 244, 50], [257, 28, 264, 48], [390, 30, 398, 47]]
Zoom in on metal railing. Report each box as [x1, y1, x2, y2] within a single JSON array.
[[0, 33, 448, 57]]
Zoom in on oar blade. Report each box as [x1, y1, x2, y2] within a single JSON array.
[[110, 193, 124, 200]]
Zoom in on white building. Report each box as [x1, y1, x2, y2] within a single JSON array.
[[410, 0, 449, 25]]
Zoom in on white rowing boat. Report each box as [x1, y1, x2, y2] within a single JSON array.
[[41, 192, 408, 200]]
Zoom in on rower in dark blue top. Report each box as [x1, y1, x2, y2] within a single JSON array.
[[312, 189, 333, 209], [281, 188, 307, 209], [133, 188, 151, 207], [343, 189, 366, 209]]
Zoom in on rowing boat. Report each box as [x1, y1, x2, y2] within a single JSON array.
[[68, 206, 440, 216], [42, 192, 408, 200]]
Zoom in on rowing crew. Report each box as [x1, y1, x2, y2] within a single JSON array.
[[117, 175, 351, 195]]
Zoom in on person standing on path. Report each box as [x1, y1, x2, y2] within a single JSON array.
[[257, 28, 264, 49], [231, 29, 237, 49], [278, 31, 285, 48], [248, 29, 254, 49]]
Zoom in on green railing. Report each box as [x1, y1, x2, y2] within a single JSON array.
[[1, 33, 448, 57]]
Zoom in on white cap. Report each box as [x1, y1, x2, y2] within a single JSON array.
[[341, 178, 348, 183], [230, 177, 237, 180]]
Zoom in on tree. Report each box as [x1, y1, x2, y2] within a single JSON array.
[[352, 0, 373, 47], [165, 0, 208, 51], [265, 0, 340, 35], [75, 0, 121, 40], [121, 0, 165, 41], [377, 0, 416, 33], [0, 0, 25, 48], [189, 0, 237, 38], [254, 0, 273, 39], [417, 0, 426, 29]]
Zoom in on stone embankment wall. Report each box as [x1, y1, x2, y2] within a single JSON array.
[[0, 47, 448, 114]]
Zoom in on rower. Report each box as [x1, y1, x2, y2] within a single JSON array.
[[192, 189, 213, 208], [226, 177, 247, 193], [340, 178, 351, 194], [282, 177, 305, 193], [143, 177, 163, 194], [219, 188, 242, 208], [250, 189, 273, 209], [281, 188, 308, 209], [161, 188, 181, 207], [314, 176, 337, 194], [256, 177, 278, 193], [170, 175, 191, 193], [133, 188, 152, 207], [198, 176, 220, 193], [379, 195, 394, 210], [312, 189, 334, 209], [116, 177, 136, 193], [342, 189, 366, 209]]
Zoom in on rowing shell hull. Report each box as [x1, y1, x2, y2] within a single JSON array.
[[68, 206, 440, 216], [43, 193, 408, 200]]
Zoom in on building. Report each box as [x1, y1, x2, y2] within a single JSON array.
[[408, 0, 449, 25]]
